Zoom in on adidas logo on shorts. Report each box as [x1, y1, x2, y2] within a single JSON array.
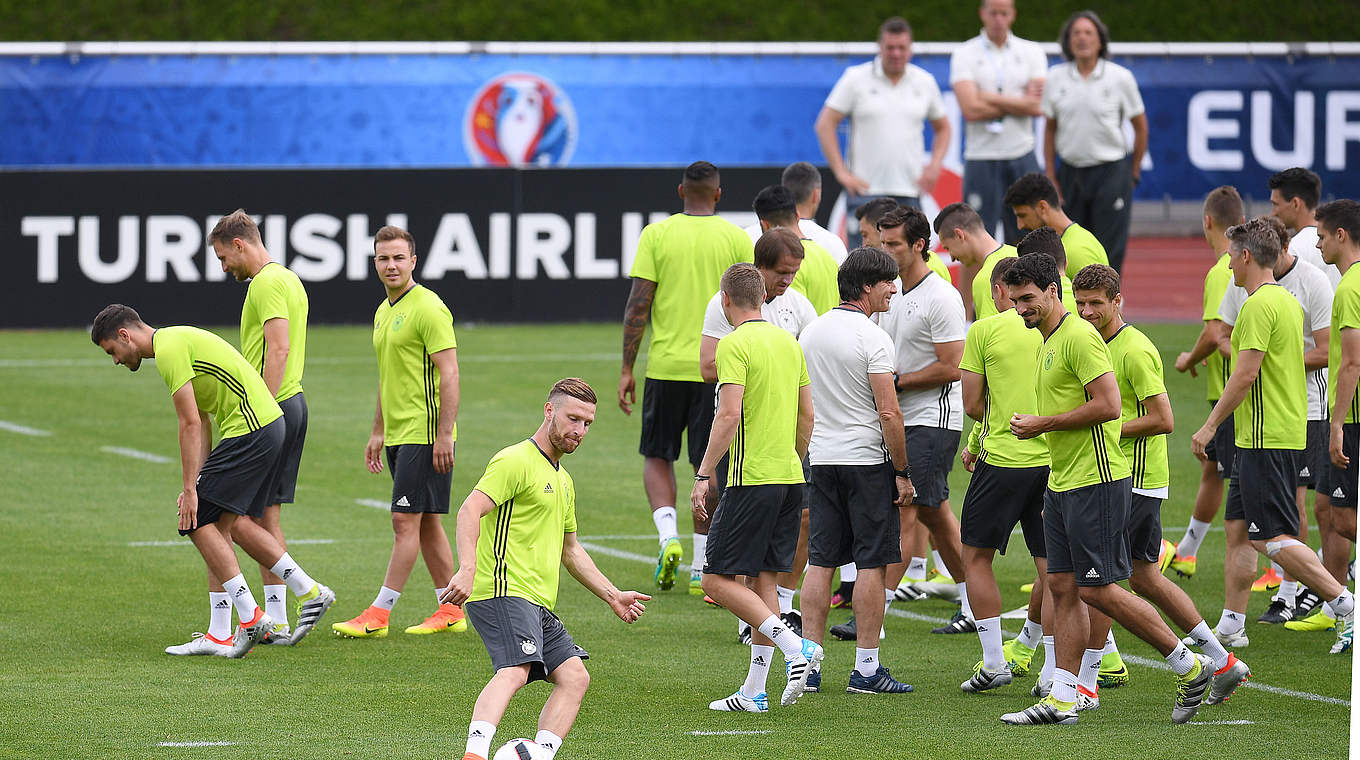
[[1335, 488, 1346, 499], [396, 496, 411, 507], [1249, 522, 1260, 532], [1085, 568, 1100, 580], [1301, 467, 1311, 477]]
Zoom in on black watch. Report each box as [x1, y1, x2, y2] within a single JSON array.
[[894, 465, 912, 480]]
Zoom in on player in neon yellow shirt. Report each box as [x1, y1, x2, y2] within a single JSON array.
[[1005, 172, 1109, 278], [1191, 217, 1356, 654], [334, 225, 467, 639], [1016, 226, 1079, 314], [620, 162, 754, 594], [442, 379, 651, 760], [92, 305, 333, 657], [934, 201, 1019, 321], [212, 209, 314, 643], [1000, 254, 1211, 726]]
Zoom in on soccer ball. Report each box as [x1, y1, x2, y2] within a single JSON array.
[[492, 739, 551, 760]]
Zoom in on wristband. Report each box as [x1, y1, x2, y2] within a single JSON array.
[[694, 474, 711, 482], [894, 465, 912, 480]]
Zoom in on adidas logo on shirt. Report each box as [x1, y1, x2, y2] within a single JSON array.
[[396, 496, 411, 507], [1085, 568, 1100, 580], [1335, 488, 1346, 499], [1249, 522, 1260, 532], [544, 483, 554, 494]]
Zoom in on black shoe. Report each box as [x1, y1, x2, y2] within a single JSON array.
[[738, 624, 752, 645], [1256, 598, 1294, 624], [781, 611, 804, 637], [1293, 589, 1322, 618], [930, 611, 977, 634], [830, 616, 858, 641]]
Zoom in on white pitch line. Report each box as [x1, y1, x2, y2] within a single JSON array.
[[688, 730, 772, 736], [356, 498, 391, 510], [0, 419, 51, 436], [129, 538, 336, 547], [578, 542, 695, 574], [578, 534, 663, 541], [156, 741, 237, 747], [1186, 720, 1256, 725], [101, 446, 172, 463]]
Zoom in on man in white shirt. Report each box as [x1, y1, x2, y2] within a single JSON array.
[[814, 16, 951, 248], [873, 207, 973, 635], [782, 162, 851, 265], [949, 0, 1048, 245], [799, 247, 916, 695], [1271, 168, 1340, 288]]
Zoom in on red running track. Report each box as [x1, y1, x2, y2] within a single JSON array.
[[1119, 237, 1216, 323]]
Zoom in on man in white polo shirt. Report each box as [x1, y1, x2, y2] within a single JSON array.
[[1270, 168, 1340, 288], [949, 0, 1048, 245], [814, 16, 952, 248]]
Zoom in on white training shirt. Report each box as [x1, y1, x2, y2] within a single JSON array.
[[701, 288, 818, 341], [801, 218, 850, 265], [1290, 226, 1341, 289], [949, 31, 1049, 161], [1040, 59, 1145, 167], [824, 57, 946, 197], [874, 272, 967, 430], [800, 307, 897, 466], [1219, 257, 1334, 420]]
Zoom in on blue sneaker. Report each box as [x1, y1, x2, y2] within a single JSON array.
[[654, 538, 682, 590], [781, 638, 824, 706], [847, 665, 914, 694], [805, 668, 821, 693], [708, 689, 769, 713]]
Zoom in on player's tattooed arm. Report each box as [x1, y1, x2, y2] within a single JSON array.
[[621, 278, 656, 371]]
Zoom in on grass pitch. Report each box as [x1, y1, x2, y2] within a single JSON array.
[[0, 321, 1350, 759]]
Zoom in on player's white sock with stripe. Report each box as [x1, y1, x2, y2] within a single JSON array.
[[691, 533, 707, 573], [263, 584, 288, 627], [269, 553, 316, 597], [1040, 636, 1056, 684], [906, 556, 927, 580], [1101, 630, 1117, 656], [958, 582, 972, 619], [758, 615, 803, 658], [1019, 619, 1043, 649], [1079, 648, 1102, 693], [776, 586, 795, 615], [1177, 518, 1212, 557], [1188, 621, 1230, 670], [840, 563, 858, 582], [652, 507, 678, 545], [1166, 642, 1196, 676], [221, 574, 259, 619], [977, 616, 1004, 670], [534, 730, 563, 758], [465, 720, 495, 759], [883, 587, 894, 613], [1216, 608, 1245, 635], [1329, 589, 1355, 618], [208, 591, 232, 641], [1322, 601, 1337, 618], [1277, 580, 1299, 606], [743, 645, 775, 698], [855, 647, 880, 676], [1051, 668, 1079, 704], [932, 551, 953, 580], [373, 586, 401, 611]]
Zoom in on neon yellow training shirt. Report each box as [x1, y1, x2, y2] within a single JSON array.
[[153, 326, 283, 439], [240, 262, 309, 402]]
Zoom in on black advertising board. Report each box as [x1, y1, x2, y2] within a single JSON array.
[[0, 168, 837, 328]]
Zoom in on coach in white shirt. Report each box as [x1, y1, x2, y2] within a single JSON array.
[[1270, 168, 1341, 288], [1041, 10, 1147, 274], [950, 0, 1048, 245], [798, 247, 915, 688], [815, 16, 951, 249]]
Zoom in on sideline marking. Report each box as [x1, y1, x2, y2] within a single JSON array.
[[130, 538, 336, 547], [101, 446, 172, 463], [0, 420, 51, 436], [157, 741, 237, 747], [1187, 720, 1256, 725], [356, 498, 391, 510], [688, 730, 772, 736]]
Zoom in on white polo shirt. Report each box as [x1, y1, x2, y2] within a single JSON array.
[[1040, 59, 1145, 167], [1290, 226, 1341, 289], [874, 272, 967, 430], [800, 308, 897, 466], [702, 288, 817, 341], [949, 31, 1049, 161], [742, 219, 850, 265], [824, 57, 946, 197]]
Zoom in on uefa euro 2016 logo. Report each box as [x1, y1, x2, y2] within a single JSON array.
[[464, 72, 577, 167]]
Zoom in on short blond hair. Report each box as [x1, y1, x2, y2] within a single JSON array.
[[374, 225, 415, 255], [208, 209, 261, 246], [549, 378, 597, 405]]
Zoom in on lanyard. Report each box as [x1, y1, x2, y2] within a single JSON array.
[[981, 34, 1010, 94]]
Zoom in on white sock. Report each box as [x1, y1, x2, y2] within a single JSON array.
[[269, 553, 317, 597], [1040, 635, 1056, 684], [1323, 600, 1337, 618], [373, 586, 401, 611], [221, 574, 259, 620], [1216, 608, 1245, 635], [958, 581, 972, 619], [757, 615, 804, 658], [1101, 630, 1117, 656], [855, 647, 880, 676], [1166, 642, 1196, 676], [1051, 668, 1079, 703], [906, 556, 927, 580], [1330, 590, 1355, 618], [1277, 580, 1299, 606], [932, 551, 953, 580], [465, 720, 495, 759], [883, 587, 894, 614], [1079, 648, 1102, 692], [840, 563, 858, 582], [691, 532, 707, 572], [1189, 621, 1231, 671], [743, 645, 775, 698], [208, 591, 232, 640], [652, 507, 678, 544], [535, 730, 563, 759], [263, 584, 288, 627], [1178, 518, 1212, 557], [1019, 619, 1043, 649], [776, 586, 795, 615], [977, 616, 1004, 670], [1318, 547, 1326, 563], [1271, 561, 1283, 575]]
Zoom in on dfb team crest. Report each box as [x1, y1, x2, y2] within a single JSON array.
[[464, 72, 577, 167]]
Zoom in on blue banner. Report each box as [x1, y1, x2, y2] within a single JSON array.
[[2, 51, 1358, 201]]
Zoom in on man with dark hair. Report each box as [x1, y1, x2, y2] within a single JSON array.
[[856, 198, 898, 250], [1006, 173, 1108, 278], [749, 184, 840, 314], [334, 225, 467, 639], [781, 161, 850, 264], [1192, 218, 1356, 655], [815, 16, 951, 247], [1169, 186, 1245, 578], [443, 379, 651, 760], [1073, 264, 1251, 707], [1271, 168, 1338, 287], [1016, 226, 1079, 314], [620, 162, 753, 596], [998, 254, 1211, 726], [949, 0, 1047, 245], [92, 304, 334, 657], [935, 201, 1018, 320], [799, 248, 915, 695]]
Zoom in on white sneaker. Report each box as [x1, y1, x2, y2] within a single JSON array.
[[708, 690, 769, 713], [165, 632, 231, 656], [228, 611, 274, 659], [913, 581, 960, 602], [782, 639, 825, 706], [261, 624, 294, 646], [1182, 629, 1249, 649]]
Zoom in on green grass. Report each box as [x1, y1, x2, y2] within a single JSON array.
[[0, 322, 1350, 759]]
